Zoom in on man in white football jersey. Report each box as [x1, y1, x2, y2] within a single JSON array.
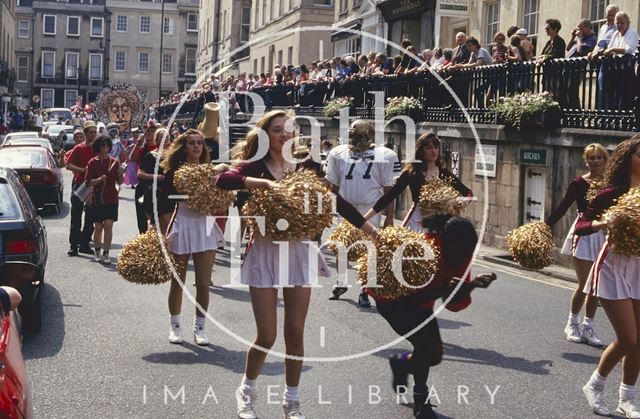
[[325, 119, 400, 307]]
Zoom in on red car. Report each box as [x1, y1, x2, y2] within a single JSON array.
[[0, 147, 64, 214]]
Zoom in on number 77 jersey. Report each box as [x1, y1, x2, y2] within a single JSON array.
[[325, 144, 401, 207]]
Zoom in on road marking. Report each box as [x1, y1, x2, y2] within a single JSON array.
[[474, 259, 576, 291], [320, 326, 326, 347]]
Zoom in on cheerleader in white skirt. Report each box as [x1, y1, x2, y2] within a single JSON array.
[[216, 110, 378, 419], [545, 143, 608, 346], [162, 129, 225, 347], [363, 133, 472, 232], [578, 136, 640, 418]]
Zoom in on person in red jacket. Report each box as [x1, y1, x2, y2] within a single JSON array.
[[577, 135, 640, 418]]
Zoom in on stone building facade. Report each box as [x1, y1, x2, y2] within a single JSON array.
[[0, 0, 17, 95]]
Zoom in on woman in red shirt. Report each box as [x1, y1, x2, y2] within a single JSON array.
[[85, 136, 124, 265]]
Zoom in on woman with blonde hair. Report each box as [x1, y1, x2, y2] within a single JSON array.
[[546, 143, 608, 346], [162, 129, 225, 346], [577, 136, 640, 417], [216, 110, 378, 419]]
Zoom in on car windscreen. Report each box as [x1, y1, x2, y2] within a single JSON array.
[[6, 140, 48, 148], [48, 110, 72, 120], [0, 183, 21, 220], [0, 150, 46, 167]]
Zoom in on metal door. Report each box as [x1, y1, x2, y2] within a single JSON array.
[[523, 166, 546, 224]]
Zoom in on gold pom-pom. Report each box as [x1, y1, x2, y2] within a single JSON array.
[[243, 169, 334, 241], [506, 222, 554, 270], [603, 187, 640, 257], [357, 226, 440, 300], [586, 177, 608, 203], [116, 229, 179, 285], [418, 177, 468, 217], [173, 163, 236, 214], [327, 220, 369, 261]]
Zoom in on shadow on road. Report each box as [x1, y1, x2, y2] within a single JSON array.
[[442, 343, 552, 375], [561, 352, 602, 364], [40, 201, 70, 220], [23, 283, 65, 359], [142, 343, 312, 376]]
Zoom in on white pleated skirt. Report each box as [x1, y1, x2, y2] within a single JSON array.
[[402, 204, 426, 233], [585, 240, 640, 300], [239, 236, 330, 288], [574, 230, 606, 262], [560, 216, 579, 256], [167, 203, 225, 255]]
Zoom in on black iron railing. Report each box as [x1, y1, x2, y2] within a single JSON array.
[[156, 52, 640, 132]]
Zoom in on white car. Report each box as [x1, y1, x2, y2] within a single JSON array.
[[43, 108, 73, 125], [1, 132, 41, 147], [2, 138, 55, 155]]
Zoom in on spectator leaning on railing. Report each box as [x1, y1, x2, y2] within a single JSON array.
[[563, 19, 597, 109]]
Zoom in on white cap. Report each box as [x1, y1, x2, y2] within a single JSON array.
[[516, 28, 528, 36]]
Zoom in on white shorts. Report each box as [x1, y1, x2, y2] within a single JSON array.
[[584, 240, 640, 300], [167, 204, 225, 255]]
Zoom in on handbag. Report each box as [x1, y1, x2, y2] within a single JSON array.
[[73, 182, 93, 204]]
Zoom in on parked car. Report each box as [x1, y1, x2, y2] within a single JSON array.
[[0, 132, 40, 147], [0, 263, 33, 418], [42, 108, 72, 126], [62, 131, 77, 151], [2, 138, 55, 155], [41, 124, 74, 151], [0, 168, 47, 334], [0, 147, 63, 213]]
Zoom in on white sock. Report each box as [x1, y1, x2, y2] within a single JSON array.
[[194, 316, 205, 328], [284, 385, 300, 402], [589, 370, 607, 390], [568, 312, 580, 325], [241, 375, 257, 393], [582, 317, 594, 328], [170, 315, 181, 328], [620, 383, 637, 402]]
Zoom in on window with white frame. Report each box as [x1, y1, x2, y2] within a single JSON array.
[[64, 90, 78, 108], [116, 15, 127, 32], [41, 51, 55, 78], [254, 2, 259, 29], [261, 0, 266, 25], [185, 48, 196, 75], [114, 51, 126, 71], [485, 2, 500, 45], [138, 52, 149, 72], [165, 17, 176, 35], [65, 52, 78, 79], [89, 53, 102, 80], [17, 56, 29, 82], [345, 37, 360, 57], [589, 0, 610, 35], [41, 89, 54, 108], [287, 46, 293, 65], [522, 0, 539, 50], [241, 7, 250, 42], [187, 13, 198, 31], [67, 16, 80, 36], [90, 17, 104, 37], [162, 53, 173, 73], [272, 0, 278, 20], [43, 15, 56, 35], [140, 16, 150, 33], [18, 20, 30, 38]]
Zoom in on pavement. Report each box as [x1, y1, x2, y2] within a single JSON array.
[[22, 171, 616, 419]]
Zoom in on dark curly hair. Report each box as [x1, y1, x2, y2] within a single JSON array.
[[604, 135, 640, 192], [404, 132, 446, 175]]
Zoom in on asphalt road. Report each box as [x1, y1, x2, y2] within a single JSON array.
[[23, 172, 623, 418]]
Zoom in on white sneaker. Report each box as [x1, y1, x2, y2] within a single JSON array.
[[93, 249, 101, 262], [100, 254, 111, 265], [168, 324, 184, 344], [236, 386, 258, 419], [565, 323, 582, 343], [618, 399, 640, 418], [583, 383, 611, 416], [283, 400, 306, 419], [582, 326, 604, 347], [194, 325, 210, 346]]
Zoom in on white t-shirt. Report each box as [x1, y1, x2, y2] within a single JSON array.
[[608, 28, 639, 55], [325, 144, 401, 207]]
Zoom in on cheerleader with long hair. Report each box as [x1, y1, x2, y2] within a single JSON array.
[[577, 135, 640, 417], [162, 129, 225, 346], [363, 132, 471, 232], [545, 143, 608, 346], [216, 110, 378, 419]]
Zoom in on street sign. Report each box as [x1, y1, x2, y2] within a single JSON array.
[[475, 144, 497, 177], [519, 149, 546, 165], [437, 0, 470, 17]]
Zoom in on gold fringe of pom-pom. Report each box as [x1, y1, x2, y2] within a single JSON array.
[[418, 177, 467, 217], [173, 163, 236, 214], [506, 222, 554, 270], [586, 177, 608, 203], [243, 169, 334, 241], [326, 220, 369, 261], [603, 187, 640, 257], [357, 226, 440, 300], [116, 229, 180, 285]]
